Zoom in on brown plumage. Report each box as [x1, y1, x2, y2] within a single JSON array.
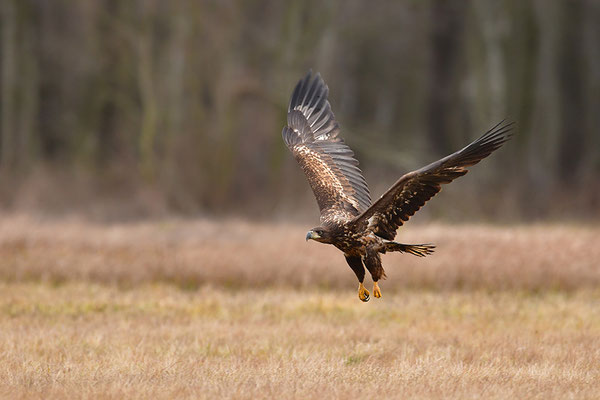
[[282, 71, 513, 302]]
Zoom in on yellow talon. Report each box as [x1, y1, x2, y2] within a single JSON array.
[[358, 283, 370, 302], [373, 282, 382, 298]]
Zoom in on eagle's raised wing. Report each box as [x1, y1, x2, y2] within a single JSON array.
[[352, 121, 513, 240], [282, 71, 371, 224]]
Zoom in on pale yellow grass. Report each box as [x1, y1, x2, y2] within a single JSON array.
[[1, 283, 599, 399], [1, 215, 600, 398]]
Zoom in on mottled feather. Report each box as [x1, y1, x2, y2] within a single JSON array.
[[282, 71, 371, 224]]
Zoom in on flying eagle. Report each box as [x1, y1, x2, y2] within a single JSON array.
[[282, 71, 512, 302]]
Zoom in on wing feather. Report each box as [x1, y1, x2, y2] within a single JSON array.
[[352, 121, 514, 239], [282, 71, 371, 223]]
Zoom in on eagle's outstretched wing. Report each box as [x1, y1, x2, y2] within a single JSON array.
[[352, 121, 513, 240], [282, 71, 371, 224]]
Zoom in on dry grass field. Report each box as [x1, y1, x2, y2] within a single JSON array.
[[0, 214, 599, 399]]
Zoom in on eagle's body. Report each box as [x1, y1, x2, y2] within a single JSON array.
[[283, 71, 512, 301]]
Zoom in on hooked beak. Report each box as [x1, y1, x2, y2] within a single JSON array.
[[305, 230, 320, 241]]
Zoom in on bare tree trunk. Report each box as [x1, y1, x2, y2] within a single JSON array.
[[581, 0, 600, 182], [427, 0, 466, 156], [1, 0, 16, 169], [529, 0, 560, 188], [557, 0, 585, 183], [16, 15, 38, 171], [472, 0, 507, 122], [137, 7, 159, 182]]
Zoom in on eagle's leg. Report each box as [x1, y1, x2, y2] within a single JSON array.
[[365, 250, 386, 299], [358, 282, 370, 302], [373, 282, 382, 298], [345, 255, 369, 302]]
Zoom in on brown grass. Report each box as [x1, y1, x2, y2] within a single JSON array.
[[0, 214, 598, 290], [1, 214, 600, 399]]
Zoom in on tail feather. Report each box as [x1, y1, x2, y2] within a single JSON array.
[[384, 242, 435, 257]]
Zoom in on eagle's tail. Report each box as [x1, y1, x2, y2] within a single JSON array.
[[384, 242, 435, 257]]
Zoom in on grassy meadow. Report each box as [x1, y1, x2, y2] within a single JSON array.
[[1, 215, 599, 399]]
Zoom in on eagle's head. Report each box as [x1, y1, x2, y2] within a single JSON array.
[[305, 226, 332, 244]]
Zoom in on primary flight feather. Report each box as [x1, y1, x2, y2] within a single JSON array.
[[282, 71, 513, 302]]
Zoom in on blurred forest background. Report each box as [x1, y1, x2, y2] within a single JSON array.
[[0, 0, 598, 222]]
